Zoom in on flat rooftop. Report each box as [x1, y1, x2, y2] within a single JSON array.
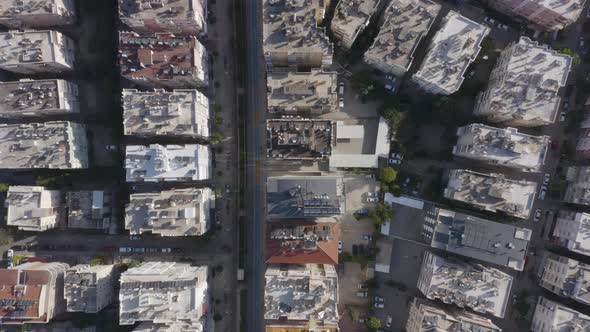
[[444, 169, 537, 219], [0, 121, 88, 169], [531, 297, 590, 332], [539, 253, 590, 306], [119, 31, 207, 86], [407, 298, 501, 332], [266, 119, 333, 159], [266, 175, 344, 218], [329, 117, 390, 168], [0, 30, 72, 68], [422, 206, 531, 271], [0, 79, 77, 117], [418, 251, 512, 318], [364, 0, 441, 73], [123, 89, 209, 138], [66, 190, 112, 230], [125, 144, 211, 182], [0, 0, 73, 18], [262, 0, 333, 65], [267, 70, 338, 114], [125, 188, 212, 236], [6, 186, 61, 230], [118, 0, 205, 31], [553, 210, 590, 257], [564, 166, 590, 206], [264, 264, 338, 326], [538, 0, 586, 21], [413, 11, 489, 94], [453, 123, 550, 171], [476, 37, 571, 124], [331, 0, 380, 46]]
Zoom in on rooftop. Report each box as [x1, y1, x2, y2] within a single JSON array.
[[539, 252, 590, 305], [265, 220, 339, 265], [406, 298, 501, 332], [0, 0, 75, 24], [423, 206, 531, 271], [0, 121, 88, 169], [531, 297, 590, 332], [475, 37, 571, 125], [66, 191, 113, 231], [125, 144, 211, 182], [5, 186, 62, 232], [364, 0, 441, 74], [444, 169, 537, 219], [412, 11, 489, 94], [118, 0, 205, 34], [119, 262, 208, 326], [264, 264, 338, 326], [330, 0, 380, 48], [30, 322, 97, 332], [266, 175, 344, 219], [266, 119, 334, 159], [267, 70, 338, 114], [329, 117, 390, 169], [133, 322, 205, 332], [418, 251, 512, 318], [262, 0, 333, 67], [537, 0, 586, 22], [453, 123, 550, 171], [564, 166, 590, 206], [125, 188, 213, 237], [64, 264, 115, 313], [0, 30, 73, 69], [0, 79, 78, 118], [553, 210, 590, 257], [123, 89, 209, 138], [118, 31, 208, 87]]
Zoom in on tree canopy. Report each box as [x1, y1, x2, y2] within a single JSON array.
[[366, 316, 381, 330], [380, 167, 398, 184]]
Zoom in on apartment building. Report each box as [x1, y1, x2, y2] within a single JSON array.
[[453, 124, 550, 172], [30, 323, 96, 332], [0, 262, 69, 324], [262, 0, 333, 70], [266, 175, 345, 219], [412, 11, 489, 95], [119, 31, 208, 88], [0, 79, 79, 119], [564, 166, 590, 206], [417, 251, 513, 318], [119, 262, 209, 329], [125, 188, 213, 237], [576, 115, 590, 159], [0, 121, 89, 169], [531, 297, 590, 332], [266, 119, 334, 160], [538, 252, 590, 305], [125, 144, 211, 182], [123, 89, 210, 138], [473, 37, 572, 127], [267, 69, 338, 115], [444, 169, 538, 219], [264, 264, 339, 331], [553, 210, 590, 257], [5, 186, 63, 232], [406, 298, 502, 332], [64, 264, 115, 313], [0, 0, 75, 28], [118, 0, 206, 36], [422, 206, 532, 271], [489, 0, 586, 31], [133, 322, 206, 332], [266, 220, 339, 265], [364, 0, 441, 76], [0, 30, 74, 74], [66, 191, 113, 231], [330, 0, 380, 49]]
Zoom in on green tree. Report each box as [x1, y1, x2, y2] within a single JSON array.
[[559, 48, 581, 65], [351, 71, 375, 97], [90, 257, 105, 266], [366, 316, 381, 330], [480, 37, 495, 56], [0, 183, 9, 193], [380, 104, 403, 130], [391, 185, 403, 197], [12, 255, 25, 266], [211, 132, 224, 144], [380, 167, 398, 184], [375, 202, 394, 220]]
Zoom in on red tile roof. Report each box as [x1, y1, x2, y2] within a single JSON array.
[[0, 269, 50, 324]]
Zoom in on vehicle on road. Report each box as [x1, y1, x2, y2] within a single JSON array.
[[374, 295, 385, 302], [579, 37, 586, 50], [338, 262, 344, 274], [129, 235, 141, 240], [132, 247, 145, 253], [543, 173, 551, 186], [339, 82, 344, 94], [355, 208, 369, 215], [105, 144, 118, 151], [367, 192, 377, 197], [339, 98, 344, 108], [374, 302, 385, 309], [386, 315, 392, 328], [384, 84, 394, 92], [559, 112, 566, 122], [358, 283, 368, 290], [499, 24, 509, 31], [338, 241, 342, 253], [172, 247, 185, 253], [225, 184, 232, 196], [551, 140, 560, 150], [534, 209, 542, 223], [6, 249, 13, 259], [102, 246, 117, 253], [356, 291, 368, 298], [119, 247, 132, 253], [389, 158, 401, 165], [484, 17, 496, 25], [366, 197, 378, 203], [362, 234, 372, 241], [539, 186, 547, 200]]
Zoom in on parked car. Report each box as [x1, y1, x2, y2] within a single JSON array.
[[389, 158, 401, 165], [339, 82, 344, 94], [559, 112, 567, 122], [543, 173, 551, 186], [6, 249, 13, 259], [356, 291, 368, 298], [362, 234, 372, 241], [339, 98, 344, 108], [129, 234, 141, 240], [499, 24, 509, 31], [534, 209, 542, 223], [386, 315, 392, 328], [374, 302, 385, 309], [338, 241, 343, 253], [355, 208, 369, 215], [105, 144, 118, 151], [484, 17, 496, 25], [385, 84, 394, 92], [579, 37, 586, 50], [172, 247, 185, 253], [374, 296, 385, 302], [539, 186, 547, 200], [119, 247, 132, 253], [358, 283, 368, 290], [367, 192, 377, 197], [366, 197, 378, 203], [551, 140, 560, 150], [133, 247, 145, 253]]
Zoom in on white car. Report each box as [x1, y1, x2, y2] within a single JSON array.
[[367, 192, 377, 197], [543, 173, 551, 186], [338, 241, 343, 253], [386, 315, 392, 328], [484, 17, 496, 25], [389, 158, 401, 165], [374, 302, 385, 309], [539, 186, 547, 200], [6, 249, 13, 259], [374, 296, 385, 302], [560, 112, 566, 122], [129, 235, 141, 240], [385, 84, 393, 91], [366, 197, 378, 203], [499, 24, 509, 31], [119, 247, 132, 253], [339, 82, 344, 94], [356, 291, 368, 298], [362, 234, 373, 241], [534, 209, 542, 223], [339, 98, 344, 108]]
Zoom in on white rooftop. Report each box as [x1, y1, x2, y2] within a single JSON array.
[[364, 0, 441, 74], [123, 89, 210, 138], [444, 169, 537, 219], [0, 30, 74, 70], [264, 264, 338, 326], [531, 297, 590, 332], [475, 37, 571, 125], [453, 123, 550, 171], [125, 144, 211, 182], [118, 0, 206, 35], [412, 11, 489, 94], [564, 166, 590, 206], [407, 298, 501, 332], [418, 251, 512, 318], [330, 0, 380, 48], [537, 0, 586, 22], [0, 79, 79, 118], [0, 0, 75, 26], [267, 69, 338, 114], [539, 253, 590, 305], [125, 188, 213, 237], [64, 264, 115, 313], [5, 186, 62, 232], [553, 210, 590, 257], [66, 191, 113, 231]]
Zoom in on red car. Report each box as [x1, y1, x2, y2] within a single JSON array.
[[551, 141, 560, 150], [101, 246, 117, 253]]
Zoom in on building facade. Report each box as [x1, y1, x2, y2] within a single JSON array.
[[531, 297, 590, 332], [489, 0, 586, 31], [553, 210, 590, 257], [538, 252, 590, 305], [118, 0, 206, 36], [330, 0, 380, 49], [564, 166, 590, 206]]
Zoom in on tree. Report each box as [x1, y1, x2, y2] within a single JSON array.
[[380, 167, 398, 184], [0, 183, 9, 193], [380, 104, 403, 130], [366, 316, 381, 330], [351, 71, 375, 97], [559, 48, 581, 65], [90, 257, 105, 266], [480, 37, 495, 56], [391, 185, 403, 197], [12, 255, 25, 266], [375, 202, 394, 221]]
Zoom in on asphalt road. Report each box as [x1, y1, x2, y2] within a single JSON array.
[[243, 0, 266, 331]]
